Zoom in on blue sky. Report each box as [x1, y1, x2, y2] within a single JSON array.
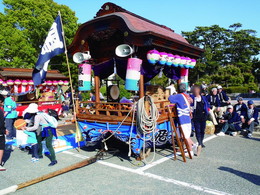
[[0, 0, 259, 37], [54, 0, 260, 37]]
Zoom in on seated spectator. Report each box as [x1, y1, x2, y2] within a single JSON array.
[[207, 88, 221, 125], [233, 97, 247, 116], [241, 100, 259, 138], [61, 101, 70, 117], [217, 105, 241, 136], [217, 85, 230, 117]]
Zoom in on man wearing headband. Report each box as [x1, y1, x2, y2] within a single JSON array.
[[241, 100, 259, 138]]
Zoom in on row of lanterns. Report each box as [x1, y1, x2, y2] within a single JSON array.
[[0, 79, 69, 94], [0, 79, 69, 86], [147, 50, 197, 69]]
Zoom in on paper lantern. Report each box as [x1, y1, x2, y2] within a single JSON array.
[[53, 80, 58, 86], [185, 57, 191, 68], [42, 81, 47, 86], [46, 80, 53, 86], [28, 80, 34, 85], [190, 59, 196, 69], [14, 79, 21, 85], [0, 79, 3, 84], [58, 80, 64, 85], [166, 54, 174, 66], [7, 79, 14, 85], [22, 80, 28, 85], [63, 80, 69, 86], [147, 50, 160, 64], [172, 55, 181, 67], [2, 81, 7, 87], [179, 57, 187, 68], [125, 58, 142, 91], [78, 63, 91, 91], [158, 52, 168, 65], [180, 68, 189, 89]]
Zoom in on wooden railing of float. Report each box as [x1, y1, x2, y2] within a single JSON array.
[[76, 100, 177, 124]]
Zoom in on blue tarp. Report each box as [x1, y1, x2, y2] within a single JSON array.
[[78, 121, 173, 155]]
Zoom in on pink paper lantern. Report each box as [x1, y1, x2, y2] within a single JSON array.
[[172, 55, 181, 67], [58, 80, 64, 85], [42, 81, 47, 86], [28, 80, 34, 85], [147, 49, 160, 64], [158, 52, 168, 65], [22, 80, 28, 85], [53, 80, 58, 86], [166, 53, 174, 66], [190, 59, 197, 69], [63, 80, 69, 86], [0, 79, 3, 84], [7, 79, 14, 85], [2, 81, 7, 87], [46, 80, 52, 86], [14, 79, 21, 85]]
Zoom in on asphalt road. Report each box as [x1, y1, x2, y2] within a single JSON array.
[[1, 134, 260, 195]]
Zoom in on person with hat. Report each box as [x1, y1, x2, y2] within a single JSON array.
[[233, 97, 247, 116], [206, 88, 221, 125], [1, 90, 17, 141], [217, 105, 241, 136], [169, 83, 195, 157], [241, 100, 259, 138], [217, 85, 230, 117], [22, 103, 58, 166], [0, 95, 8, 171]]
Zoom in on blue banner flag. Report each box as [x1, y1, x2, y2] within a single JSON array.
[[32, 15, 65, 86]]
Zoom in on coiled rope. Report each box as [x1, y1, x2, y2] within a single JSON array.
[[136, 95, 159, 163]]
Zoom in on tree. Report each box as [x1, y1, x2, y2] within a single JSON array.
[[0, 0, 78, 68], [182, 23, 260, 88]]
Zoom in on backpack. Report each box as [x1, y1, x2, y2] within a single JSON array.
[[40, 112, 58, 128]]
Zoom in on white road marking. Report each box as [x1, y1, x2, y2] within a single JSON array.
[[137, 134, 217, 171], [62, 148, 231, 195]]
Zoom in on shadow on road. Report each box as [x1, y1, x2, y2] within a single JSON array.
[[3, 145, 14, 165], [218, 166, 260, 185]]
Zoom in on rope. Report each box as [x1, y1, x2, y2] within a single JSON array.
[[136, 96, 159, 163], [101, 103, 136, 144]]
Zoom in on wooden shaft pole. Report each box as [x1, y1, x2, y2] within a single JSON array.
[[139, 74, 144, 98], [94, 75, 100, 103], [17, 155, 98, 190]]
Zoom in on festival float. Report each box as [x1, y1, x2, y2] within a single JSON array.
[[0, 67, 69, 116], [67, 2, 204, 159]]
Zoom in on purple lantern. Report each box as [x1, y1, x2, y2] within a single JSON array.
[[147, 50, 160, 64]]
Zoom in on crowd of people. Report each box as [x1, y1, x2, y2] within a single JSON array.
[[0, 89, 59, 171], [168, 83, 259, 157]]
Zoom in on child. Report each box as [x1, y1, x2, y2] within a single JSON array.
[[23, 130, 39, 162], [61, 101, 69, 117]]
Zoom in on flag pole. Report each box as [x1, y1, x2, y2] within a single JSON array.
[[58, 11, 83, 150]]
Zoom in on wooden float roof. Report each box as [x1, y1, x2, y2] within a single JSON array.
[[68, 2, 204, 63], [0, 67, 68, 80]]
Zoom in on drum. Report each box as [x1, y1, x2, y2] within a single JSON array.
[[107, 85, 120, 102]]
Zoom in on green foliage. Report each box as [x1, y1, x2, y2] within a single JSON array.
[[0, 0, 78, 68], [149, 74, 169, 87], [182, 23, 260, 88], [118, 85, 132, 99]]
